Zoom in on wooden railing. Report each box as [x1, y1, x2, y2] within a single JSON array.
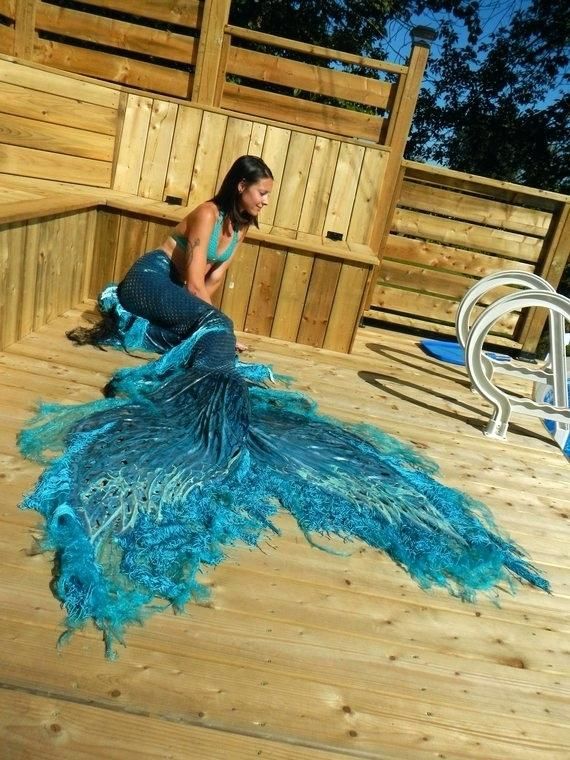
[[213, 25, 403, 143], [0, 0, 202, 97], [365, 161, 570, 352], [2, 5, 567, 354], [0, 0, 427, 148], [0, 54, 384, 353]]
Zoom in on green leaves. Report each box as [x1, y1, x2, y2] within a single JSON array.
[[230, 0, 568, 192]]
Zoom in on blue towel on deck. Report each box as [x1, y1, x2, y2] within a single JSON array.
[[542, 386, 570, 459], [420, 339, 511, 366], [422, 340, 569, 458]]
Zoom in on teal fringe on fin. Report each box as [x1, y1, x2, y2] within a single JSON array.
[[18, 288, 549, 657]]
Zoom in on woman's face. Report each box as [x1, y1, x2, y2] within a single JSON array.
[[238, 177, 273, 217]]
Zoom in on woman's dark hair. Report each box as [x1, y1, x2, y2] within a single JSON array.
[[212, 155, 273, 229]]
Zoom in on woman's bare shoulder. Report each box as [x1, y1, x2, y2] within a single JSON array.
[[183, 201, 219, 228]]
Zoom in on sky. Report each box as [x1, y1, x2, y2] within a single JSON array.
[[383, 0, 535, 64], [381, 0, 568, 107]]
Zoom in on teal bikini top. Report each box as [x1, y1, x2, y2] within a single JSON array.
[[171, 212, 239, 264]]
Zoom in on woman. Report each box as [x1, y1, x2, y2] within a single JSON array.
[[19, 157, 548, 658], [69, 155, 274, 354]]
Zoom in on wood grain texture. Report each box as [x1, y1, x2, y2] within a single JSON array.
[[112, 94, 153, 194], [323, 261, 370, 352], [372, 286, 518, 335], [189, 109, 228, 201], [0, 54, 121, 107], [0, 0, 16, 21], [0, 80, 117, 134], [89, 208, 121, 297], [383, 235, 535, 277], [0, 209, 105, 350], [138, 99, 178, 199], [297, 256, 342, 347], [0, 22, 15, 56], [0, 111, 115, 161], [13, 0, 35, 60], [191, 0, 231, 106], [243, 244, 287, 336], [163, 105, 203, 204], [270, 251, 314, 342], [347, 146, 389, 246], [399, 180, 552, 236], [0, 221, 24, 347], [392, 208, 543, 262], [227, 45, 393, 109], [298, 137, 341, 236], [272, 131, 316, 231], [225, 23, 407, 75], [0, 143, 112, 186], [71, 0, 202, 27], [0, 689, 347, 760], [33, 38, 193, 98], [112, 214, 149, 281], [35, 2, 198, 66], [217, 116, 254, 184], [222, 82, 383, 142], [219, 240, 260, 331], [323, 141, 365, 240], [368, 159, 570, 340], [403, 159, 569, 206]]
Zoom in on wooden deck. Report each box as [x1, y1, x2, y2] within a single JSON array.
[[1, 308, 568, 759]]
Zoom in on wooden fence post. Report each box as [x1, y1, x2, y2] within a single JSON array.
[[14, 0, 37, 60], [192, 0, 232, 106], [516, 201, 570, 354], [363, 28, 435, 312]]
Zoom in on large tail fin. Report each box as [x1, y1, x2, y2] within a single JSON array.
[[246, 385, 549, 597]]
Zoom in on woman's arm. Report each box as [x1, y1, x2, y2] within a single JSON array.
[[182, 205, 218, 304], [203, 222, 247, 297], [205, 259, 231, 297]]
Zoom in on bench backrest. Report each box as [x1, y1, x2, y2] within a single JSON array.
[[1, 55, 389, 247]]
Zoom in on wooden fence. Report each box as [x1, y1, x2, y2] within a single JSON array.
[[0, 0, 424, 146], [89, 208, 374, 352], [0, 0, 202, 98], [365, 161, 570, 351], [0, 54, 119, 187], [0, 194, 376, 352], [0, 53, 390, 246], [112, 90, 390, 246], [0, 54, 383, 352], [0, 206, 98, 349], [1, 3, 568, 355]]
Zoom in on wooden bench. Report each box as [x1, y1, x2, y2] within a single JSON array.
[[0, 53, 384, 353], [0, 173, 377, 353]]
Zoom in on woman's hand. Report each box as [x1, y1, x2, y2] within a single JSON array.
[[236, 340, 248, 353]]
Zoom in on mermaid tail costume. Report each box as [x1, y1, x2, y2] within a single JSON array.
[[18, 246, 549, 657]]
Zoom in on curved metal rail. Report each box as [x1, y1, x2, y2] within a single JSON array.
[[456, 274, 570, 446]]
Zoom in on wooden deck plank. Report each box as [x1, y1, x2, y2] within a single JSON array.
[[0, 575, 567, 759], [0, 309, 568, 760], [0, 605, 567, 760], [0, 690, 348, 760], [1, 524, 567, 665]]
